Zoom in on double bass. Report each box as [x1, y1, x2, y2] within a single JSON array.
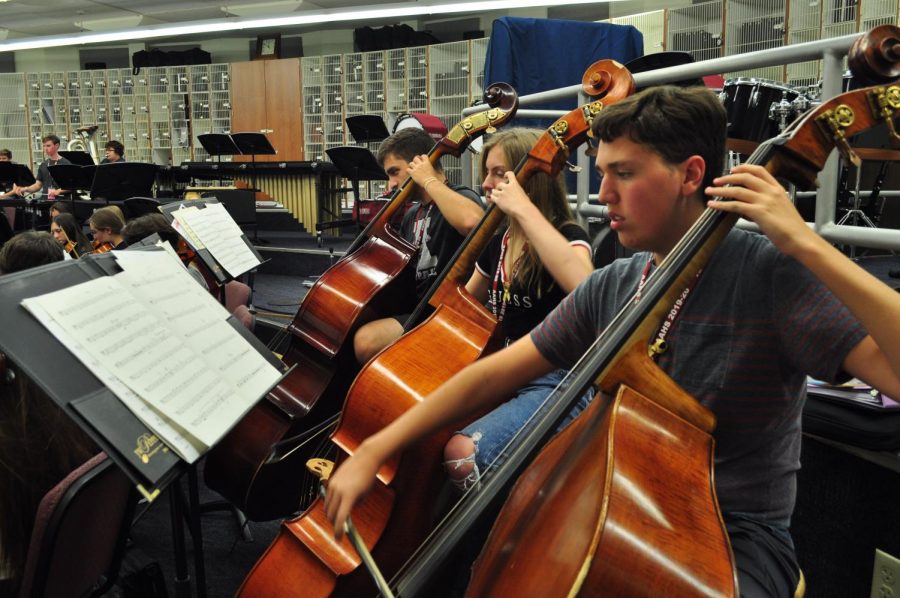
[[204, 84, 519, 520], [236, 59, 635, 597], [392, 25, 900, 598]]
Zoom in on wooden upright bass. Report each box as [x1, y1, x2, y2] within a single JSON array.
[[391, 25, 900, 598], [203, 84, 519, 521], [236, 59, 634, 598]]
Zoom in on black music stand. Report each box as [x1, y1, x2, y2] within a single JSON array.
[[0, 163, 38, 230], [230, 132, 275, 199], [230, 132, 276, 159], [0, 162, 36, 187], [322, 146, 387, 238], [49, 164, 97, 194], [197, 133, 241, 163], [346, 114, 391, 144], [90, 162, 158, 202], [58, 150, 95, 167]]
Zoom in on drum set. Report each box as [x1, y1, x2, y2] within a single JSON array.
[[718, 72, 878, 230], [718, 72, 858, 159]]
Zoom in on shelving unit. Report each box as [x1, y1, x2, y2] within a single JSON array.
[[609, 10, 666, 56], [301, 55, 325, 162], [3, 2, 899, 175], [3, 63, 231, 171], [724, 0, 786, 81], [429, 40, 469, 185], [667, 1, 724, 64], [0, 74, 28, 162]]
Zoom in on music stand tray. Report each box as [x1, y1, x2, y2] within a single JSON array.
[[346, 114, 391, 144], [323, 146, 387, 235], [325, 146, 387, 188], [197, 133, 241, 160], [49, 164, 97, 192], [90, 162, 158, 202], [0, 162, 36, 187], [58, 150, 95, 167], [230, 133, 276, 157]]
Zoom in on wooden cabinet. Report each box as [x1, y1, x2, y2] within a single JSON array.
[[231, 58, 303, 162]]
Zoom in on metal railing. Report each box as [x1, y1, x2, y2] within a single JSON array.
[[462, 30, 900, 250]]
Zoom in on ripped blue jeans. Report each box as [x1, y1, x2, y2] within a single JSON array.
[[447, 368, 594, 491]]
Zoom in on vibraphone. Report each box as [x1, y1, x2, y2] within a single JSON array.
[[172, 161, 341, 234]]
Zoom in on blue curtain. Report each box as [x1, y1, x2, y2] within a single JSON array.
[[482, 17, 644, 195]]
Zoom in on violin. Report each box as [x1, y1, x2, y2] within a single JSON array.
[[203, 83, 520, 521], [90, 240, 114, 254], [63, 239, 80, 258], [175, 237, 223, 298], [236, 60, 635, 597]]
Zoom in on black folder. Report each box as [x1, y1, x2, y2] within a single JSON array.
[[158, 198, 265, 282], [0, 250, 287, 497]]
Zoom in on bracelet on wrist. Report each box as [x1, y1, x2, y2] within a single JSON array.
[[422, 177, 440, 193]]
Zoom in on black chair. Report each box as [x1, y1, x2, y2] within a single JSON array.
[[17, 453, 135, 598]]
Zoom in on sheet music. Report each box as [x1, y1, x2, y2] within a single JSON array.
[[22, 300, 204, 462], [22, 251, 281, 453], [112, 250, 277, 403], [170, 206, 207, 252], [179, 202, 261, 278]]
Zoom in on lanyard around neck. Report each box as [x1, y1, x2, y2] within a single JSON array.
[[490, 229, 527, 323], [634, 256, 703, 360]]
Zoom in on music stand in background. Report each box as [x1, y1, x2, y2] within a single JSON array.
[[0, 162, 36, 188], [48, 164, 97, 212], [197, 133, 241, 163], [58, 151, 95, 167], [323, 146, 388, 239], [230, 132, 276, 197], [90, 163, 158, 202], [345, 114, 391, 144]]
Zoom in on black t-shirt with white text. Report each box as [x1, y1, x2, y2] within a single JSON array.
[[399, 183, 483, 299]]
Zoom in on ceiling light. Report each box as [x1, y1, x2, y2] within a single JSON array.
[[0, 0, 614, 52], [222, 0, 303, 18], [75, 16, 144, 32]]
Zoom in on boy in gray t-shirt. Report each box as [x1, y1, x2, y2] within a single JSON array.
[[325, 86, 900, 597]]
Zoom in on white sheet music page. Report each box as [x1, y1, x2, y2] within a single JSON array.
[[22, 299, 204, 463], [112, 250, 278, 404], [170, 206, 207, 252], [180, 202, 260, 278], [21, 251, 280, 452]]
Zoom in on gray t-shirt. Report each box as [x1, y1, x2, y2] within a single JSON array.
[[36, 156, 72, 199], [531, 228, 866, 523]]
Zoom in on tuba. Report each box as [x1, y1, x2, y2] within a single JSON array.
[[67, 125, 102, 164]]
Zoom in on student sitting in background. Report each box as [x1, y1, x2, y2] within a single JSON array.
[[50, 213, 92, 259], [0, 232, 63, 274]]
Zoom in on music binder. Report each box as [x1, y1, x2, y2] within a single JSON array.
[[159, 199, 228, 285], [0, 250, 288, 499], [159, 198, 265, 281]]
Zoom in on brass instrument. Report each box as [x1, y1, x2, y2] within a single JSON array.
[[67, 125, 102, 165]]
